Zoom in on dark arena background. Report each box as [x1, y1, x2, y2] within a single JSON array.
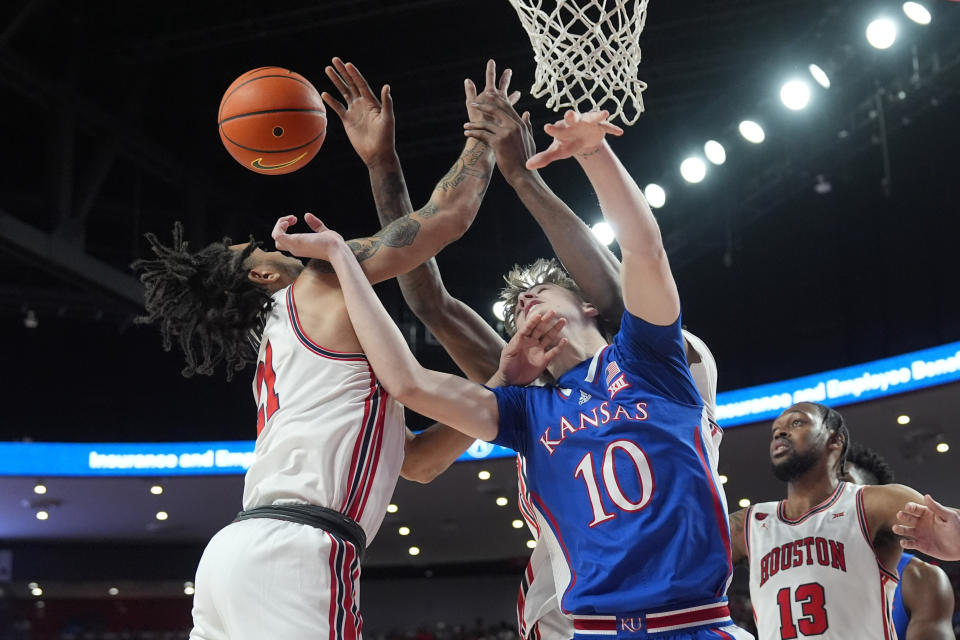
[[1, 0, 959, 638]]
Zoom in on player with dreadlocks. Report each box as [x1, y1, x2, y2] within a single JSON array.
[[134, 58, 512, 640], [728, 404, 960, 639]]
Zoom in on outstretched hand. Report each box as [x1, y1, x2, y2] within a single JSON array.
[[498, 310, 568, 386], [322, 58, 396, 167], [464, 59, 521, 125], [463, 93, 537, 184], [893, 494, 960, 561], [272, 213, 345, 261], [526, 110, 624, 170]]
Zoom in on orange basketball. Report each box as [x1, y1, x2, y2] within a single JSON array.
[[218, 67, 326, 175]]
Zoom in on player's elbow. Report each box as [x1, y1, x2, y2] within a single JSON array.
[[383, 375, 420, 405], [400, 456, 447, 484]]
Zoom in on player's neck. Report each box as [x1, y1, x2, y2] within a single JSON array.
[[546, 328, 608, 379], [783, 471, 843, 518]]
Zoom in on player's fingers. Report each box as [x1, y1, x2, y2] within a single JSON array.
[[464, 121, 501, 135], [330, 58, 356, 95], [540, 317, 567, 344], [484, 59, 497, 92], [320, 92, 347, 119], [498, 68, 513, 95], [522, 312, 544, 337], [600, 121, 625, 136], [380, 85, 393, 113], [892, 523, 915, 537], [564, 110, 578, 124], [526, 149, 561, 170], [324, 67, 352, 103], [543, 122, 567, 136], [464, 78, 478, 103], [901, 501, 928, 517], [271, 215, 296, 240], [345, 62, 379, 104], [899, 537, 919, 550], [544, 338, 569, 363], [464, 130, 495, 144], [896, 508, 921, 524], [508, 90, 521, 106], [528, 310, 556, 339], [924, 494, 952, 517], [303, 212, 326, 232]]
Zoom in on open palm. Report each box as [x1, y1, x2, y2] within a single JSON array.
[[322, 57, 396, 167]]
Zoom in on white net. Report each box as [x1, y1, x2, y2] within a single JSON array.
[[508, 0, 649, 125]]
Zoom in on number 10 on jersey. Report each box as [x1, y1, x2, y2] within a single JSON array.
[[574, 439, 654, 526]]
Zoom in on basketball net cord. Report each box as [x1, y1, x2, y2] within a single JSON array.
[[509, 0, 649, 125]]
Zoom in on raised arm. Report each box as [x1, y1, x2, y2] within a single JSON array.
[[526, 111, 679, 326], [465, 95, 624, 325], [310, 60, 494, 288], [320, 58, 496, 480]]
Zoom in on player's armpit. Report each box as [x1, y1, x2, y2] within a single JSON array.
[[728, 508, 748, 565], [901, 559, 955, 640]]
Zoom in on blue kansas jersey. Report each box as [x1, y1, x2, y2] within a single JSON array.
[[491, 311, 733, 615]]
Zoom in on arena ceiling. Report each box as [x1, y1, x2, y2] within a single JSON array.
[[1, 0, 959, 571]]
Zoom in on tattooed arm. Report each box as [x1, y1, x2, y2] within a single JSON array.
[[304, 135, 493, 286]]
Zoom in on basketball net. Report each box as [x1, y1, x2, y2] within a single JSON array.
[[508, 0, 649, 125]]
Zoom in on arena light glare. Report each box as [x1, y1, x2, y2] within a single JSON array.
[[495, 496, 509, 507], [719, 474, 729, 485], [738, 120, 765, 144], [591, 221, 616, 246], [738, 498, 751, 508], [680, 157, 707, 184], [780, 80, 811, 110], [704, 141, 726, 165], [398, 526, 411, 536], [150, 484, 163, 495], [902, 2, 931, 25], [936, 442, 949, 453], [526, 539, 536, 549], [512, 519, 524, 529], [31, 587, 43, 597], [477, 470, 491, 480], [643, 183, 666, 208], [35, 510, 49, 521], [408, 546, 421, 556], [184, 582, 195, 596], [108, 587, 119, 596], [27, 582, 38, 590], [896, 415, 910, 425], [492, 301, 506, 322], [155, 511, 168, 521], [33, 482, 47, 495], [386, 503, 398, 513], [808, 64, 831, 89], [866, 18, 897, 49]]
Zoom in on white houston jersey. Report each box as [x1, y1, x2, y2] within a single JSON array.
[[515, 330, 722, 640], [745, 482, 899, 640], [242, 286, 406, 543]]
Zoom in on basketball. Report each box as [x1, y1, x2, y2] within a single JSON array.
[[218, 67, 326, 175]]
